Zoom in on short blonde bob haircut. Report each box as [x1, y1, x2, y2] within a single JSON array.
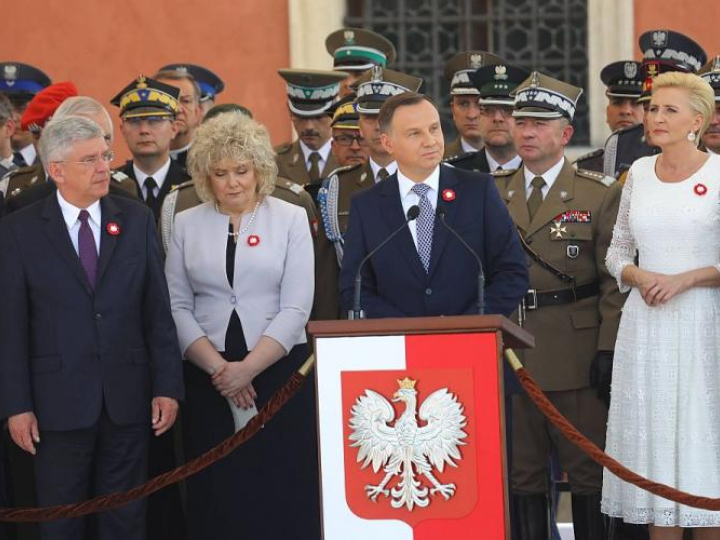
[[652, 71, 715, 141], [188, 111, 278, 203]]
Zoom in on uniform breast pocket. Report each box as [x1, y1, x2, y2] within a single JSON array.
[[550, 223, 593, 270]]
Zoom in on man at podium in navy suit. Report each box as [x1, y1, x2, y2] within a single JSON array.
[[0, 116, 184, 540], [339, 92, 527, 319]]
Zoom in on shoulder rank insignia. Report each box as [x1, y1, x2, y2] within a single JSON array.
[[576, 168, 616, 187], [111, 171, 129, 183], [325, 163, 359, 178], [283, 180, 303, 195], [491, 168, 517, 177], [553, 210, 591, 223], [170, 179, 194, 192], [274, 142, 292, 155], [572, 148, 603, 164]]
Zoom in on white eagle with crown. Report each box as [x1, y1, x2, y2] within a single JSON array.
[[348, 377, 468, 511]]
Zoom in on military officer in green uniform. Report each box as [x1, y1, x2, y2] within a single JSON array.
[[574, 60, 644, 173], [110, 75, 189, 220], [446, 62, 528, 173], [497, 71, 625, 539], [325, 27, 397, 98], [313, 67, 422, 319], [275, 69, 346, 188], [604, 30, 706, 179], [699, 55, 720, 155], [443, 51, 504, 157]]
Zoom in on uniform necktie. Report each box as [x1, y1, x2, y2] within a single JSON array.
[[308, 152, 321, 183], [527, 176, 546, 221], [12, 151, 26, 168], [377, 168, 389, 181], [145, 177, 158, 217], [411, 183, 434, 272], [496, 165, 503, 172], [78, 210, 98, 289]]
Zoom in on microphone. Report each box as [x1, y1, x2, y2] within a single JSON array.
[[437, 207, 485, 315], [350, 205, 420, 320]]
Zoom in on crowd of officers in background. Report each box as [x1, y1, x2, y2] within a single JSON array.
[[0, 25, 718, 540]]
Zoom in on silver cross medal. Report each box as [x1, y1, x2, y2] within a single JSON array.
[[550, 220, 567, 239]]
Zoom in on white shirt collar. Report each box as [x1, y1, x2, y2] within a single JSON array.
[[133, 158, 172, 191], [397, 165, 441, 199], [524, 157, 565, 194], [369, 158, 397, 182], [19, 143, 37, 166], [56, 189, 102, 230], [486, 150, 522, 172], [461, 137, 481, 153], [170, 142, 192, 160], [299, 139, 332, 168]]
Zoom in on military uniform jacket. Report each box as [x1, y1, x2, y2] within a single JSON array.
[[443, 137, 464, 158], [314, 162, 375, 320], [115, 159, 189, 218], [573, 148, 604, 174], [275, 140, 338, 187], [444, 149, 491, 173], [495, 160, 625, 391]]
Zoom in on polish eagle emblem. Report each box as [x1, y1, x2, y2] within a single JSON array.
[[348, 378, 468, 511]]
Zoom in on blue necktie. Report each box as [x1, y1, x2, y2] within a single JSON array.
[[411, 183, 434, 272]]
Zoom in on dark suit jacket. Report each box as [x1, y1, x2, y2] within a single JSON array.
[[339, 165, 528, 318], [118, 160, 190, 219], [0, 194, 184, 431]]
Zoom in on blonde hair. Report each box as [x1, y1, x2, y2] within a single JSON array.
[[652, 72, 715, 140], [188, 112, 277, 203]]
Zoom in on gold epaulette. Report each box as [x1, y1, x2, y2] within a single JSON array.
[[576, 168, 616, 187], [491, 168, 517, 177]]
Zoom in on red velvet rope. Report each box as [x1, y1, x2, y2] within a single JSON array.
[[515, 367, 720, 510], [0, 371, 307, 522]]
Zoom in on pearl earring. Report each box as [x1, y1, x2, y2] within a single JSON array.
[[688, 131, 697, 142]]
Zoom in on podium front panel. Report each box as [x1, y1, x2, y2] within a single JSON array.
[[315, 331, 508, 540]]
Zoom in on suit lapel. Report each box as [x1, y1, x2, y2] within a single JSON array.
[[41, 195, 93, 295], [525, 159, 576, 238], [285, 141, 310, 185], [95, 196, 123, 288], [378, 175, 427, 282], [157, 161, 188, 206], [428, 166, 459, 278], [505, 168, 531, 233], [475, 149, 490, 173], [321, 152, 338, 178], [356, 162, 372, 187]]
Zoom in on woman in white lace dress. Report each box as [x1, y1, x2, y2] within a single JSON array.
[[603, 71, 720, 539]]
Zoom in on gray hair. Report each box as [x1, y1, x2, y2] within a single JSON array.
[[38, 116, 105, 169], [0, 94, 12, 125], [54, 96, 114, 142]]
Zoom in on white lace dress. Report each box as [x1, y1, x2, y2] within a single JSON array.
[[602, 154, 720, 527]]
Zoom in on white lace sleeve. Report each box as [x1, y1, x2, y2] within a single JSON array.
[[605, 168, 637, 293]]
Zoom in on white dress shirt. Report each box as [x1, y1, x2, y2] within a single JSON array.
[[461, 138, 481, 153], [56, 190, 101, 255], [523, 158, 565, 200], [397, 165, 440, 250], [134, 158, 171, 199], [299, 139, 332, 173], [18, 143, 37, 167], [486, 151, 522, 172], [369, 158, 398, 183]]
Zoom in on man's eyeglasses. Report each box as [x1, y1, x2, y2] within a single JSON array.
[[333, 134, 367, 147], [123, 116, 173, 128], [55, 150, 115, 168], [478, 105, 513, 118]]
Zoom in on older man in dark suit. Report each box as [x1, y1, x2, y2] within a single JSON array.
[[0, 116, 184, 540]]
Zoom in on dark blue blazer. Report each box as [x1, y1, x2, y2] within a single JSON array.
[[0, 194, 184, 431], [339, 165, 528, 318]]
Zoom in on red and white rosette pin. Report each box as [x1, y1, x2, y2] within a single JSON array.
[[106, 222, 121, 236], [247, 234, 260, 247], [441, 188, 456, 202], [694, 183, 708, 196]]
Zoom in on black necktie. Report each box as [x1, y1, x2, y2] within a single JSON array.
[[12, 151, 26, 168], [377, 168, 389, 181], [145, 177, 158, 217]]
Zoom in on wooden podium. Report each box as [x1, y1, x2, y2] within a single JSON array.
[[309, 315, 534, 540]]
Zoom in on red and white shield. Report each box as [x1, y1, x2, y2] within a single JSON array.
[[315, 332, 508, 539]]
